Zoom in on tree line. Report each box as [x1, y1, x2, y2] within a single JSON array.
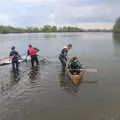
[[0, 25, 84, 34], [0, 25, 113, 34]]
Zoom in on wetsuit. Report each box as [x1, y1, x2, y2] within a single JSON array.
[[9, 50, 20, 72], [68, 61, 82, 75], [59, 47, 68, 68], [28, 47, 39, 67]]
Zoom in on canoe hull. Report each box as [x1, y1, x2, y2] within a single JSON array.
[[67, 70, 83, 85]]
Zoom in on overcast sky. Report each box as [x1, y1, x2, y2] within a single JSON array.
[[0, 0, 119, 29]]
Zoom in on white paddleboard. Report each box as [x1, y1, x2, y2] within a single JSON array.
[[0, 56, 31, 66]]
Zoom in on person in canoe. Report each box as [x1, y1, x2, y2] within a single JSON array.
[[27, 45, 39, 68], [68, 57, 82, 75], [9, 46, 21, 72], [59, 44, 72, 70]]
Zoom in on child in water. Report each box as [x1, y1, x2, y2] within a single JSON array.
[[68, 57, 82, 75]]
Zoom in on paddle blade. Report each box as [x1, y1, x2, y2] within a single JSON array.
[[81, 68, 98, 72]]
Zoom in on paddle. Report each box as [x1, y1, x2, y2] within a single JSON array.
[[83, 80, 97, 83], [66, 63, 98, 73], [67, 68, 98, 73], [80, 68, 98, 72]]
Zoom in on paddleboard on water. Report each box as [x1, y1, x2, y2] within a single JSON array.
[[0, 56, 31, 66]]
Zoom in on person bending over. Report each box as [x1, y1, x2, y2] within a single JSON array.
[[59, 44, 72, 70]]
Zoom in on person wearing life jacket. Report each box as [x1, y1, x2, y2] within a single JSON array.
[[59, 44, 72, 70], [68, 57, 82, 75], [27, 45, 39, 67], [9, 46, 21, 72]]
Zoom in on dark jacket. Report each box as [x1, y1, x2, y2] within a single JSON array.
[[59, 48, 68, 61], [9, 50, 20, 61]]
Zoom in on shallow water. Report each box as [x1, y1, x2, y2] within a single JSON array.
[[0, 32, 120, 120]]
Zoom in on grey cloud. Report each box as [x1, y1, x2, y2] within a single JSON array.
[[50, 0, 120, 24], [0, 0, 120, 27]]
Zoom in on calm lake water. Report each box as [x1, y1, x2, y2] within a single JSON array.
[[0, 32, 120, 120]]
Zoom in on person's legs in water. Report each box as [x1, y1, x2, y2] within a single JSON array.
[[15, 60, 19, 72], [35, 55, 39, 65], [31, 56, 34, 67], [59, 56, 66, 71], [12, 60, 15, 71], [59, 56, 66, 66]]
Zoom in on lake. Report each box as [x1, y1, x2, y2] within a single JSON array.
[[0, 32, 120, 120]]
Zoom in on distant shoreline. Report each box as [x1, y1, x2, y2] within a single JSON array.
[[0, 25, 112, 34], [0, 31, 113, 35]]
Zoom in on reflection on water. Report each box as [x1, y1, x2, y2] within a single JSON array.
[[113, 33, 120, 57], [28, 66, 40, 83], [10, 71, 20, 84], [113, 33, 120, 46], [1, 71, 20, 95], [44, 33, 56, 39], [59, 70, 81, 94]]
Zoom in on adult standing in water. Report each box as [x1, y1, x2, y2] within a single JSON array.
[[27, 45, 39, 68], [59, 44, 72, 70], [9, 46, 21, 72]]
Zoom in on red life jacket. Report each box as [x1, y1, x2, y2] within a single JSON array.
[[28, 47, 36, 56]]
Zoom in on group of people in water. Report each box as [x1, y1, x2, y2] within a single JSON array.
[[9, 44, 82, 75], [9, 45, 39, 72]]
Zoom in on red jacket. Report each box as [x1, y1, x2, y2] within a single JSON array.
[[28, 47, 37, 56]]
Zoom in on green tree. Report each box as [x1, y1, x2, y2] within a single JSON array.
[[52, 26, 57, 32], [113, 17, 120, 33], [41, 25, 52, 32]]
